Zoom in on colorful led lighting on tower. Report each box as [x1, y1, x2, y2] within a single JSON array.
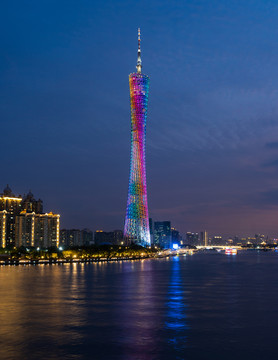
[[124, 28, 151, 246]]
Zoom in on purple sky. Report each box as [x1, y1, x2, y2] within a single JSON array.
[[2, 0, 278, 238]]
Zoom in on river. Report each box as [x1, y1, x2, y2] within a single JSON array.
[[0, 251, 277, 359]]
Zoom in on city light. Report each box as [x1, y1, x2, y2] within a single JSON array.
[[124, 29, 151, 246]]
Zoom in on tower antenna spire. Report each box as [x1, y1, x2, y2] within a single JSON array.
[[136, 28, 142, 73]]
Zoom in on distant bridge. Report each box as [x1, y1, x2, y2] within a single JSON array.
[[196, 245, 242, 250]]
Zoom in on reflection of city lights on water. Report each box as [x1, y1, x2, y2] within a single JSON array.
[[165, 257, 189, 348]]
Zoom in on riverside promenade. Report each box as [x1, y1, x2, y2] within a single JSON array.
[[0, 248, 197, 266]]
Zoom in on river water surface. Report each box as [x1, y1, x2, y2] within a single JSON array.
[[1, 251, 278, 359]]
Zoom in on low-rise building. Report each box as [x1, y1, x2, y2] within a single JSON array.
[[94, 230, 123, 245]]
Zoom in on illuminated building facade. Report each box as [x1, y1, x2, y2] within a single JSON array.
[[0, 185, 60, 248], [15, 212, 34, 247], [200, 231, 208, 246], [0, 211, 7, 248], [171, 227, 181, 245], [0, 185, 22, 247], [154, 221, 172, 249], [16, 212, 60, 248], [34, 213, 60, 248], [124, 29, 151, 246]]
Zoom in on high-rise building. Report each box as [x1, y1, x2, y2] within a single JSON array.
[[0, 211, 7, 248], [186, 232, 199, 246], [60, 229, 82, 247], [81, 228, 94, 246], [149, 218, 154, 245], [124, 29, 151, 247], [21, 191, 43, 214], [0, 185, 60, 248], [15, 212, 34, 248], [0, 185, 22, 247], [16, 212, 60, 248], [154, 221, 172, 249], [34, 213, 60, 248], [113, 230, 124, 245], [212, 235, 222, 245], [200, 231, 208, 246], [171, 227, 181, 245], [60, 229, 94, 247]]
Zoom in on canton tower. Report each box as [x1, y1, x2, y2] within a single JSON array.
[[124, 28, 151, 246]]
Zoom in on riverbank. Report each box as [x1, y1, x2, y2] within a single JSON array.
[[0, 256, 153, 266], [0, 248, 198, 266]]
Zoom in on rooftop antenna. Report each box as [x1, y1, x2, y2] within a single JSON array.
[[136, 28, 142, 73]]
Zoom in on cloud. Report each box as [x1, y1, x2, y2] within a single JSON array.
[[265, 141, 278, 149], [149, 85, 278, 153], [262, 159, 278, 168], [259, 188, 278, 206], [245, 188, 278, 208]]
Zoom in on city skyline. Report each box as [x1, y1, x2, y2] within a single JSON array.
[[1, 182, 277, 245], [2, 1, 278, 236]]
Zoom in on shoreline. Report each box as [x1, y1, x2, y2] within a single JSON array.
[[1, 247, 275, 266], [0, 254, 169, 266]]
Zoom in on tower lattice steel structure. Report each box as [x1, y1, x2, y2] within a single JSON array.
[[124, 28, 151, 246]]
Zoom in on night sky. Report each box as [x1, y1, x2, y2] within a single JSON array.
[[2, 0, 278, 237]]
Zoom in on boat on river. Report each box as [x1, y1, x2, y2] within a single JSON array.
[[225, 248, 237, 255]]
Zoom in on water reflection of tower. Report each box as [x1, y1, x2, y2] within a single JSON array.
[[124, 29, 151, 246], [120, 260, 158, 360], [165, 257, 189, 352]]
